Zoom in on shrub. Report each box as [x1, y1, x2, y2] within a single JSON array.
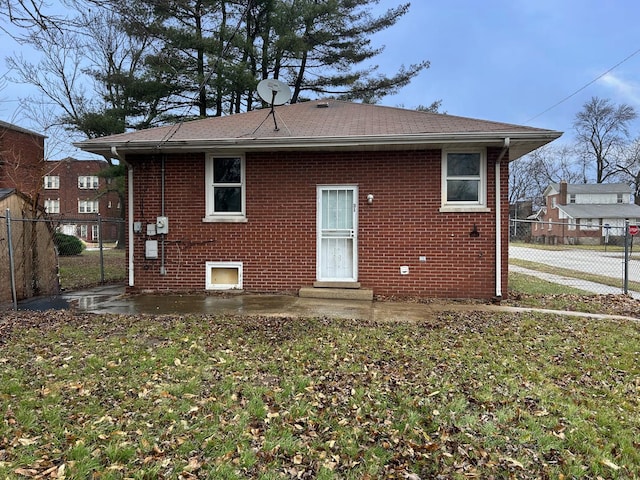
[[54, 232, 85, 256]]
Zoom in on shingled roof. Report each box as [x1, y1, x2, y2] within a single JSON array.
[[75, 99, 562, 160]]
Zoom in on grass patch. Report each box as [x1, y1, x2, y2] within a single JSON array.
[[508, 271, 590, 296], [57, 249, 126, 290], [509, 257, 640, 293], [507, 270, 639, 313], [1, 311, 639, 478]]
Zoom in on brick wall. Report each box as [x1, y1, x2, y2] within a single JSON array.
[[0, 125, 45, 200], [127, 148, 509, 299]]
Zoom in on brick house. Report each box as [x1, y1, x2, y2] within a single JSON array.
[[76, 100, 561, 300], [531, 181, 640, 245], [43, 158, 121, 243], [0, 120, 46, 200]]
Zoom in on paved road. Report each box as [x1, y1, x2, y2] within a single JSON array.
[[509, 245, 640, 297]]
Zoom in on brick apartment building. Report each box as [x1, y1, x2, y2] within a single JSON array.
[[1, 121, 60, 302], [0, 120, 46, 200], [43, 158, 121, 243]]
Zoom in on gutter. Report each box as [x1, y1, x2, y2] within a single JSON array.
[[74, 131, 562, 156], [495, 137, 510, 300], [111, 146, 135, 288]]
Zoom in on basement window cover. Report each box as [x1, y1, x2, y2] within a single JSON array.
[[206, 262, 243, 290]]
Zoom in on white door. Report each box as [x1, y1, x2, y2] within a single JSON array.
[[317, 186, 358, 282]]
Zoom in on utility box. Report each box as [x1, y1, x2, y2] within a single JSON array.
[[145, 240, 158, 259], [156, 216, 169, 235]]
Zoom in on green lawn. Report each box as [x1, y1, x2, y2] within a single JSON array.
[[57, 249, 126, 290], [1, 310, 639, 479]]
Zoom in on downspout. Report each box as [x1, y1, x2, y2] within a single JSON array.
[[111, 146, 135, 287], [495, 137, 510, 300], [160, 154, 166, 275]]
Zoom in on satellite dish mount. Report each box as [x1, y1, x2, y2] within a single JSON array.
[[257, 78, 292, 131]]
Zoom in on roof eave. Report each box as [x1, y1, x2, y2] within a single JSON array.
[[74, 131, 562, 159]]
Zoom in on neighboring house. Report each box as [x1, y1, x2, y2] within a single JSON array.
[[75, 100, 561, 300], [0, 188, 59, 305], [43, 158, 121, 243], [531, 181, 640, 245], [0, 120, 46, 201]]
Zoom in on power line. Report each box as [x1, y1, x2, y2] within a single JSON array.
[[525, 47, 640, 124]]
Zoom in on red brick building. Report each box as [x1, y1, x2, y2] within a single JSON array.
[[76, 100, 561, 300], [43, 158, 121, 243], [0, 120, 46, 200], [531, 181, 640, 245]]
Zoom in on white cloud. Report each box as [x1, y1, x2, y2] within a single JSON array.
[[599, 72, 640, 106]]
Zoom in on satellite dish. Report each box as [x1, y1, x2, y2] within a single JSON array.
[[257, 78, 292, 106]]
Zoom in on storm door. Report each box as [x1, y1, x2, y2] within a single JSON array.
[[317, 186, 358, 282]]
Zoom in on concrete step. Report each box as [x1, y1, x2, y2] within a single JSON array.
[[313, 281, 361, 289], [299, 287, 373, 301]]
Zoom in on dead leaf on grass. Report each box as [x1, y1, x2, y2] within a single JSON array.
[[601, 458, 620, 470]]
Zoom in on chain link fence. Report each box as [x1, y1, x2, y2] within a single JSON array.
[[509, 218, 640, 298], [1, 210, 126, 309]]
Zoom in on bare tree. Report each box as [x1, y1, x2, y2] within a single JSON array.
[[0, 0, 79, 35], [573, 96, 637, 183], [510, 144, 584, 209], [616, 137, 640, 205]]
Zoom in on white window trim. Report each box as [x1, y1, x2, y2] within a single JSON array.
[[78, 175, 99, 190], [203, 154, 247, 222], [78, 199, 99, 214], [439, 148, 489, 213], [205, 261, 243, 290], [44, 176, 60, 189], [45, 198, 60, 214]]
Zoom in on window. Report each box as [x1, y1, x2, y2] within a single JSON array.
[[552, 197, 557, 208], [617, 193, 624, 203], [92, 225, 99, 241], [441, 150, 487, 211], [205, 155, 246, 221], [80, 225, 88, 238], [44, 199, 60, 213], [579, 218, 599, 231], [78, 175, 99, 189], [44, 176, 59, 189], [569, 194, 576, 204], [205, 262, 243, 290], [78, 200, 99, 213]]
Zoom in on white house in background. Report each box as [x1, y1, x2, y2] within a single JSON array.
[[531, 181, 640, 245]]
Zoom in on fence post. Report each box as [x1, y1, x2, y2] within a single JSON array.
[[624, 219, 630, 295], [98, 214, 105, 284], [6, 208, 17, 310]]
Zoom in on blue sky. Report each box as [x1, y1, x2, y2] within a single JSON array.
[[1, 0, 640, 158], [374, 0, 640, 134]]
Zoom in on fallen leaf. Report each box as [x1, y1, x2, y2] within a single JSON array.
[[601, 458, 620, 470], [13, 468, 38, 477], [502, 457, 524, 469]]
